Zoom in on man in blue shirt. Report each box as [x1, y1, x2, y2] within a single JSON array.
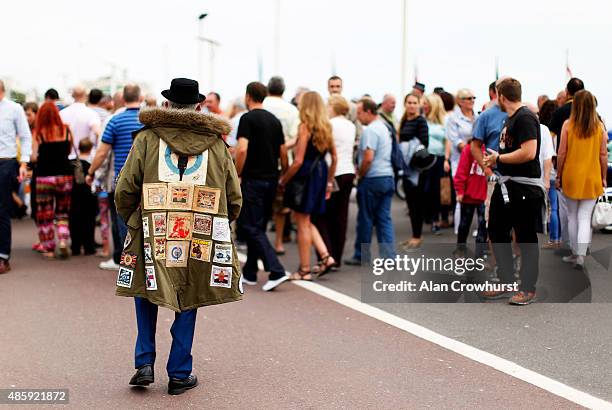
[[345, 98, 395, 265], [87, 84, 143, 270], [470, 81, 508, 237], [471, 81, 508, 177], [0, 80, 32, 273]]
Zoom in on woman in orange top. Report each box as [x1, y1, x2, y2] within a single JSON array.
[[556, 90, 608, 269]]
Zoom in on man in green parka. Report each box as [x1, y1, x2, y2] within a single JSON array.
[[114, 78, 242, 395]]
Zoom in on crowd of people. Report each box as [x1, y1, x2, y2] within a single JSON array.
[[1, 74, 611, 306]]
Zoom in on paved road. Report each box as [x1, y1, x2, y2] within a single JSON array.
[[0, 218, 587, 409], [274, 195, 612, 403]]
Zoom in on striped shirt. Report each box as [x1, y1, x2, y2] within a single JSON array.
[[101, 107, 142, 177]]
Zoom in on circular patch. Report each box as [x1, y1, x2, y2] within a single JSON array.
[[123, 254, 135, 266], [164, 147, 203, 176], [171, 246, 183, 260]]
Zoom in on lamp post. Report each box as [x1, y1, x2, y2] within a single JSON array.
[[197, 13, 221, 89], [274, 0, 280, 74], [400, 0, 407, 98]]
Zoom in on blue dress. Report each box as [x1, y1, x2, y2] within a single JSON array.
[[288, 139, 328, 215]]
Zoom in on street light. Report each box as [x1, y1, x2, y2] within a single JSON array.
[[197, 13, 220, 89], [400, 0, 407, 98]]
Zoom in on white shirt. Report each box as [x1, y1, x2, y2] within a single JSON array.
[[60, 102, 101, 156], [329, 116, 356, 176], [262, 96, 299, 140], [539, 124, 555, 181], [0, 97, 32, 162]]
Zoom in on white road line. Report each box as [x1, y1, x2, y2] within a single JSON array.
[[237, 252, 612, 409]]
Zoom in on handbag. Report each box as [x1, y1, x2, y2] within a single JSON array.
[[284, 155, 322, 209], [592, 190, 612, 229], [440, 175, 452, 206], [70, 133, 85, 185]]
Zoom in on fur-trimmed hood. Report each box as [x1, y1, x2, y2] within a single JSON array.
[[139, 107, 231, 135], [138, 107, 231, 156]]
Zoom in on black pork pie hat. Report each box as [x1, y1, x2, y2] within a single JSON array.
[[161, 78, 206, 104]]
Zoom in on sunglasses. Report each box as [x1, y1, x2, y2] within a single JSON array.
[[461, 96, 476, 101]]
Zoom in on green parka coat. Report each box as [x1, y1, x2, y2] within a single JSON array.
[[114, 107, 243, 312]]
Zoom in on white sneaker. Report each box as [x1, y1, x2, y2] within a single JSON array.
[[262, 275, 289, 291], [562, 255, 577, 264], [99, 258, 120, 270], [241, 276, 257, 286]]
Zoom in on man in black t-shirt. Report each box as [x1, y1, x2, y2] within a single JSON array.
[[482, 78, 544, 305], [549, 77, 584, 151], [235, 82, 289, 291]]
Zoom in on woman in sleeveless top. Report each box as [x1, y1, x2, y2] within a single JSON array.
[[556, 90, 608, 269], [32, 102, 74, 259], [280, 91, 337, 280]]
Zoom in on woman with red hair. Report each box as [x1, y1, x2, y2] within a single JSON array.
[[33, 102, 74, 258]]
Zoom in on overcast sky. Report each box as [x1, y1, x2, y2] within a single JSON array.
[[3, 0, 611, 123]]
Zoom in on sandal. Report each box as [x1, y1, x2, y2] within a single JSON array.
[[42, 251, 56, 259], [95, 250, 110, 258], [401, 238, 422, 250], [289, 267, 313, 281], [57, 241, 70, 260], [32, 243, 46, 253], [314, 254, 335, 278]]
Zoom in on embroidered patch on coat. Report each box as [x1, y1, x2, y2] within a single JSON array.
[[212, 217, 231, 242], [166, 240, 189, 267], [120, 252, 137, 268], [143, 243, 153, 264], [142, 216, 150, 239], [158, 139, 208, 184], [117, 267, 133, 288], [143, 183, 168, 210], [190, 239, 212, 262], [152, 212, 167, 236], [154, 238, 166, 260], [213, 243, 233, 264], [192, 186, 221, 214], [166, 212, 193, 240], [145, 265, 158, 291], [210, 265, 232, 288], [166, 182, 195, 210], [193, 213, 212, 236]]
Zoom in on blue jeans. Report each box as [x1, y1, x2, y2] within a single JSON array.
[[353, 176, 395, 261], [134, 297, 197, 379], [109, 191, 128, 264], [548, 184, 560, 241], [238, 178, 286, 280], [0, 160, 18, 260]]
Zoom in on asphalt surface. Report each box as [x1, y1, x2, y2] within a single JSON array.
[[273, 194, 612, 403], [0, 218, 588, 409]]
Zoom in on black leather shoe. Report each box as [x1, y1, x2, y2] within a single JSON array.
[[168, 374, 198, 395], [129, 364, 154, 386]]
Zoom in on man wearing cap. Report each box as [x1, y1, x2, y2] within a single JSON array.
[[113, 78, 242, 395]]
